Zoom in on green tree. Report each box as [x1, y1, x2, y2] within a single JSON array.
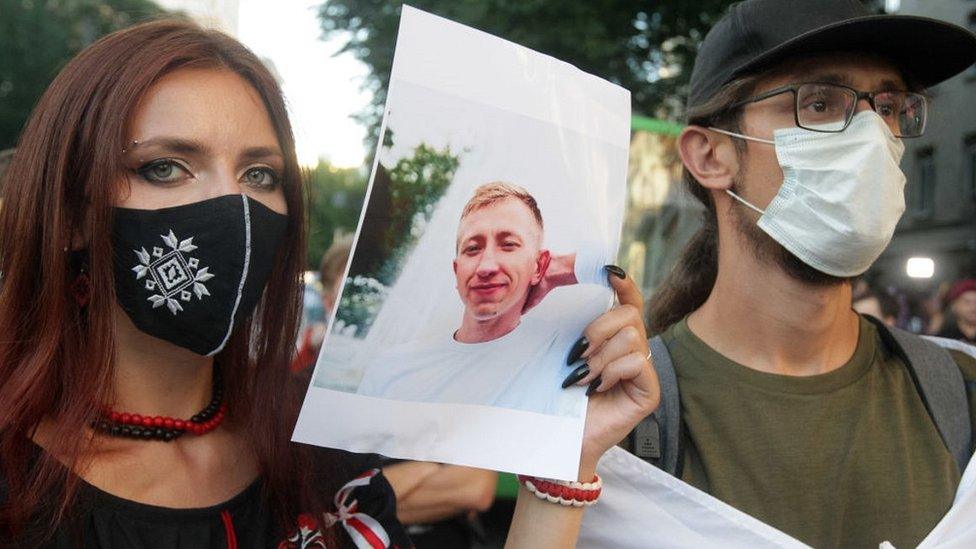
[[319, 1, 886, 144], [334, 143, 459, 334], [377, 143, 459, 284], [345, 142, 460, 285], [306, 160, 367, 268], [317, 0, 738, 142], [0, 0, 168, 149]]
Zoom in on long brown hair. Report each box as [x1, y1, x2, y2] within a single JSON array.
[[0, 19, 320, 538], [645, 75, 758, 334]]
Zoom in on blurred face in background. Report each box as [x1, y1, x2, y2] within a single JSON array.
[[454, 198, 549, 322], [952, 291, 976, 326], [322, 276, 343, 314]]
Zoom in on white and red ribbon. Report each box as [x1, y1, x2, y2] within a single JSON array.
[[323, 468, 391, 549]]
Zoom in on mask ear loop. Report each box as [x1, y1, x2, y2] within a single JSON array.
[[708, 127, 775, 145], [705, 128, 772, 215], [725, 189, 766, 215]]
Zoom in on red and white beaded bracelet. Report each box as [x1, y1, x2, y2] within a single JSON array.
[[516, 473, 602, 507]]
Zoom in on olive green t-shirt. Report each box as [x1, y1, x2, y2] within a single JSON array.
[[662, 315, 976, 548]]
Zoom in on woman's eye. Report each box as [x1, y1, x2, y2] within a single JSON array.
[[243, 167, 279, 189], [137, 160, 191, 184]]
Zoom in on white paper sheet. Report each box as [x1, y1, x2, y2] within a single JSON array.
[[294, 6, 630, 480]]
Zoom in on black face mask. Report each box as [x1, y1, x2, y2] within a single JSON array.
[[113, 194, 288, 356]]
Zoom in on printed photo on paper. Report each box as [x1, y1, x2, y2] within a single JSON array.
[[294, 6, 630, 479]]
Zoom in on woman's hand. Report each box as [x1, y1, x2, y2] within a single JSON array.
[[505, 267, 659, 549], [563, 266, 660, 479]]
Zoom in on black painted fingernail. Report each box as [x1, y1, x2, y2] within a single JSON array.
[[586, 376, 602, 396], [566, 336, 589, 365], [562, 363, 590, 388], [604, 265, 626, 280]]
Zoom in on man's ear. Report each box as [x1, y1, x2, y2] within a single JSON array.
[[532, 249, 551, 285], [678, 125, 739, 192], [453, 258, 459, 287]]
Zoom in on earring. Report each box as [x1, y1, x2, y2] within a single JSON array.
[[71, 262, 91, 308]]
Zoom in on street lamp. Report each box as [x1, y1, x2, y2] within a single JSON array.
[[906, 257, 935, 279]]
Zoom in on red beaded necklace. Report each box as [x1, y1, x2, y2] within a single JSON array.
[[91, 367, 226, 442]]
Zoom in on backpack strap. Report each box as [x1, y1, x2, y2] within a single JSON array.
[[628, 335, 683, 476], [865, 315, 973, 472]]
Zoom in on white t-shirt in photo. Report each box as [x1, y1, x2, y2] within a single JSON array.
[[355, 245, 608, 415], [357, 315, 581, 415]]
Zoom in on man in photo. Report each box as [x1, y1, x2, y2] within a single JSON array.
[[357, 182, 605, 413], [454, 182, 553, 343]]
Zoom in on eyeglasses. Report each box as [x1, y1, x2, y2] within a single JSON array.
[[729, 82, 928, 138]]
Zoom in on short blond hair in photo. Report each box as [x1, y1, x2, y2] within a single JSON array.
[[460, 182, 543, 230]]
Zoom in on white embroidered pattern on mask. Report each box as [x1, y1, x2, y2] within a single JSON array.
[[131, 230, 215, 315]]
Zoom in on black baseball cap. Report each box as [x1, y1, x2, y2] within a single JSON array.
[[688, 0, 976, 109]]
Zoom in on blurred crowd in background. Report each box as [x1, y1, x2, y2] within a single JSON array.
[[853, 278, 976, 344]]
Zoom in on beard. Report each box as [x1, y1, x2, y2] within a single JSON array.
[[728, 181, 849, 288]]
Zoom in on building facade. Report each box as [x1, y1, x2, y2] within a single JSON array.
[[872, 0, 976, 291], [620, 116, 698, 296]]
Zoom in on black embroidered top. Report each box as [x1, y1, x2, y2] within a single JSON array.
[[0, 443, 411, 549]]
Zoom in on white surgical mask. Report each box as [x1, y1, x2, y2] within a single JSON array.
[[710, 110, 906, 277]]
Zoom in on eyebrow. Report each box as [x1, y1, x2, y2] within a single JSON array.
[[240, 146, 284, 162], [129, 138, 284, 161], [877, 78, 905, 91], [459, 230, 526, 242], [794, 72, 906, 91], [459, 233, 484, 243], [800, 72, 852, 87], [130, 137, 211, 156]]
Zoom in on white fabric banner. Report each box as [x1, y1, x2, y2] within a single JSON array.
[[579, 447, 810, 549], [580, 335, 976, 548], [580, 445, 976, 548]]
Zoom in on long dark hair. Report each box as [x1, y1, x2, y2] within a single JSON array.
[[645, 75, 758, 334], [0, 19, 323, 538]]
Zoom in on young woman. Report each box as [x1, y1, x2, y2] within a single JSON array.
[[0, 20, 657, 548]]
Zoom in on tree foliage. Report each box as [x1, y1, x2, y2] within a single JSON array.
[[318, 0, 738, 142], [376, 143, 459, 284], [0, 0, 168, 149], [336, 143, 459, 333], [345, 142, 459, 287], [304, 143, 458, 282], [306, 161, 367, 269]]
